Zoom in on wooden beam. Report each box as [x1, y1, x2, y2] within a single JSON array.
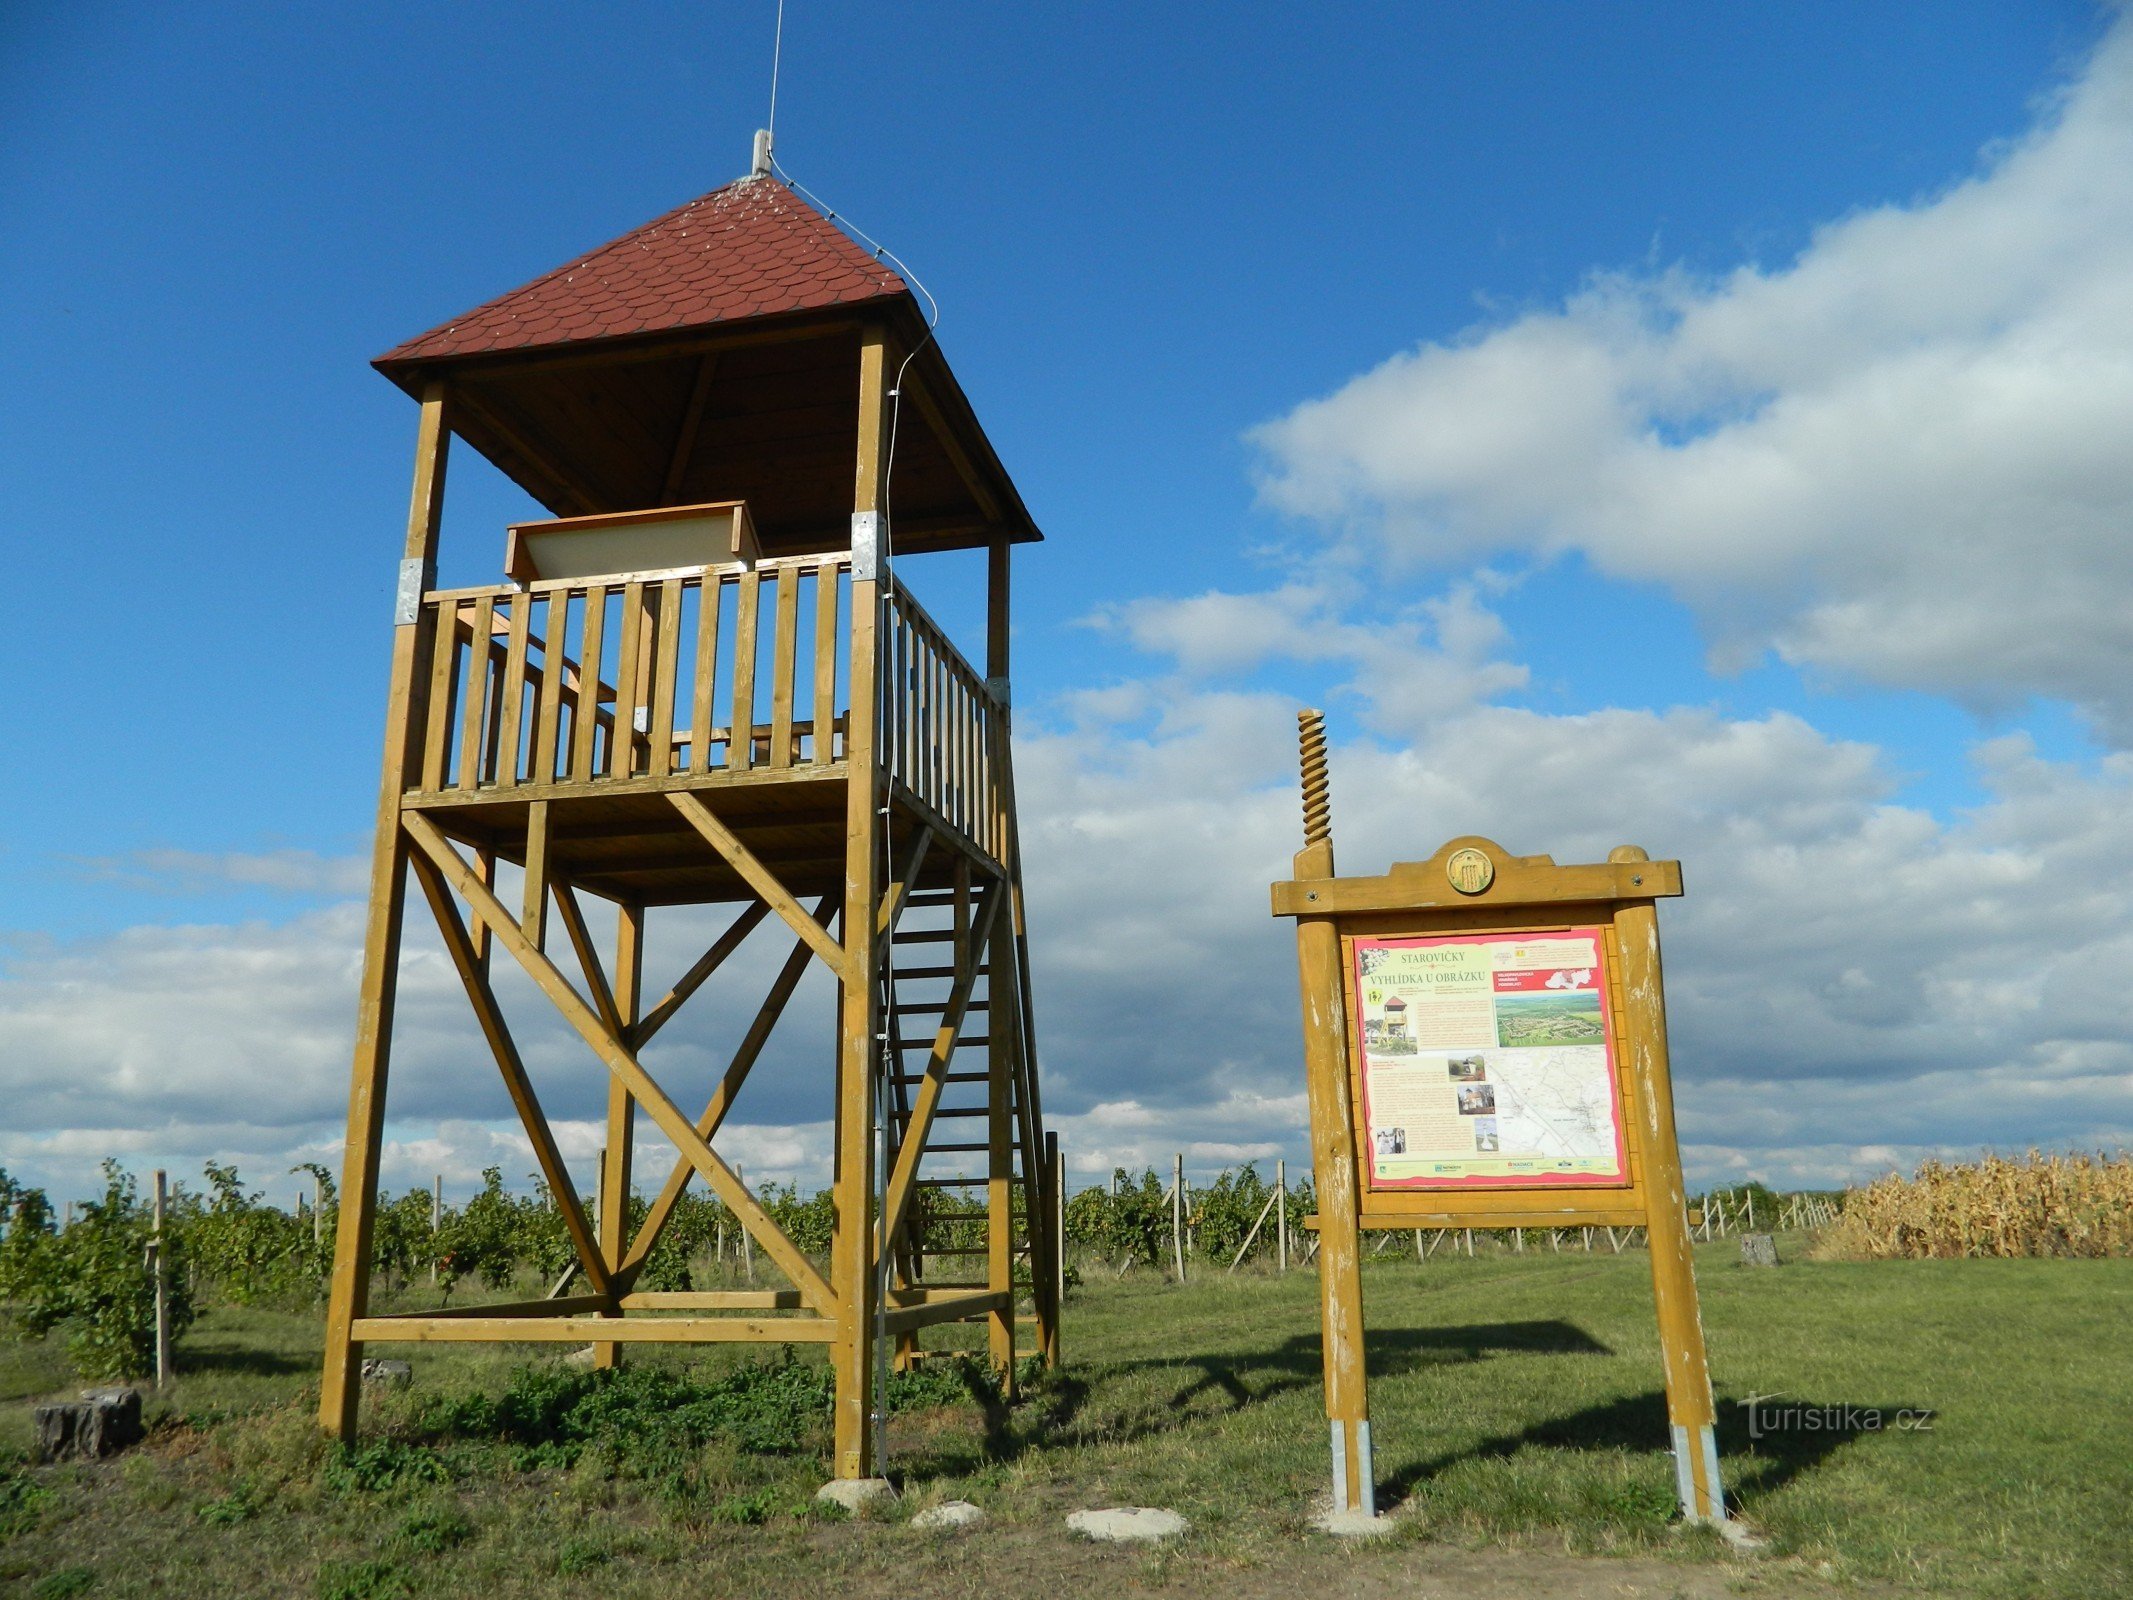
[[520, 801, 551, 946], [875, 824, 935, 944], [661, 352, 719, 503], [880, 1289, 1009, 1338], [832, 323, 891, 1481], [667, 790, 849, 979], [620, 1289, 804, 1310], [352, 1315, 834, 1344], [400, 812, 838, 1316], [551, 882, 625, 1041], [447, 382, 602, 515], [618, 896, 839, 1281], [630, 901, 772, 1050], [403, 315, 861, 383], [903, 367, 1001, 523], [319, 379, 449, 1442], [365, 1294, 609, 1321], [596, 899, 643, 1371], [409, 850, 613, 1299]]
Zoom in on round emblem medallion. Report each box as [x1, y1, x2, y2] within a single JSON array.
[[1446, 847, 1494, 895]]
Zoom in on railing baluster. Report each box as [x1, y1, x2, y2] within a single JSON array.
[[531, 593, 566, 787], [693, 573, 722, 772], [571, 584, 608, 782], [650, 577, 683, 777], [613, 581, 647, 779], [421, 602, 459, 792], [770, 566, 798, 768], [494, 597, 532, 788], [813, 561, 839, 764], [730, 568, 760, 773], [458, 595, 495, 790]]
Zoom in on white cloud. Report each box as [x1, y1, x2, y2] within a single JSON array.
[[1251, 16, 2133, 737], [68, 847, 371, 897]]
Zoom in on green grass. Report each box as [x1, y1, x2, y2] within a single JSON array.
[[3, 1236, 2127, 1598]]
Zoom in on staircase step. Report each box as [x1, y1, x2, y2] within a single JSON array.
[[889, 1071, 990, 1086], [894, 998, 991, 1015], [887, 964, 986, 981], [919, 1142, 990, 1154]]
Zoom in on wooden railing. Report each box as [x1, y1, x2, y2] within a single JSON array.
[[880, 580, 1007, 863], [409, 554, 852, 796]]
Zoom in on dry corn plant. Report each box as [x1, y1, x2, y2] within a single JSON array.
[[1818, 1149, 2133, 1260]]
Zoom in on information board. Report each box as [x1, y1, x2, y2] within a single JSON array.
[[1349, 928, 1628, 1189]]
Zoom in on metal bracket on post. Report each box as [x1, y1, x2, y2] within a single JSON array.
[[394, 557, 432, 626], [851, 511, 880, 582], [984, 675, 1012, 708], [1330, 1419, 1377, 1516]]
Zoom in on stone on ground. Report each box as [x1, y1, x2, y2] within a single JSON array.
[[34, 1388, 143, 1463], [816, 1477, 899, 1515], [911, 1499, 985, 1532], [1739, 1233, 1780, 1267], [1311, 1505, 1395, 1538], [1718, 1517, 1769, 1552], [359, 1358, 413, 1387], [1066, 1507, 1188, 1543]]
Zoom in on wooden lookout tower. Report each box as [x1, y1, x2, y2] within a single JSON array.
[[319, 160, 1059, 1481]]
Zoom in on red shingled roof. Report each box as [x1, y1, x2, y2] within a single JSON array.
[[376, 176, 907, 368]]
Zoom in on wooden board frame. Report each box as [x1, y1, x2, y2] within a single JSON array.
[[1272, 715, 1727, 1529]]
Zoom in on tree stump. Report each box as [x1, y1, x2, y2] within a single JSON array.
[[1740, 1232, 1780, 1268], [33, 1388, 144, 1462]]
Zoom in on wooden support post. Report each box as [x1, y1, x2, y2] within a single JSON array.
[[595, 901, 643, 1369], [736, 1165, 755, 1280], [985, 904, 1018, 1388], [1291, 711, 1372, 1515], [1277, 1158, 1288, 1272], [828, 325, 890, 1484], [1049, 1133, 1065, 1328], [1612, 849, 1725, 1525], [321, 380, 448, 1442], [520, 802, 551, 947], [152, 1169, 171, 1387], [1171, 1153, 1186, 1283]]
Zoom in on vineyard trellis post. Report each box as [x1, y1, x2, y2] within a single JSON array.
[[152, 1168, 172, 1387], [1277, 1158, 1288, 1271], [1171, 1153, 1186, 1283]]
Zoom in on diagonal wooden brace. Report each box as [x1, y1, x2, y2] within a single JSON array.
[[409, 849, 613, 1300], [875, 824, 935, 948], [402, 812, 838, 1316], [668, 791, 849, 980], [632, 901, 772, 1051], [618, 894, 839, 1285], [549, 881, 625, 1041]]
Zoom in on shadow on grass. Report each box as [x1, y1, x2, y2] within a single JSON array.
[[889, 1319, 1615, 1474], [173, 1344, 314, 1377], [1377, 1386, 1924, 1510]]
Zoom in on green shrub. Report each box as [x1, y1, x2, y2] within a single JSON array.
[[0, 1163, 194, 1381], [325, 1440, 451, 1495], [316, 1558, 411, 1600]]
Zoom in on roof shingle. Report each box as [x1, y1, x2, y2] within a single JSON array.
[[376, 176, 907, 368]]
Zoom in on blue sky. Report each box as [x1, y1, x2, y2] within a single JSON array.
[[5, 2, 2130, 1200]]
